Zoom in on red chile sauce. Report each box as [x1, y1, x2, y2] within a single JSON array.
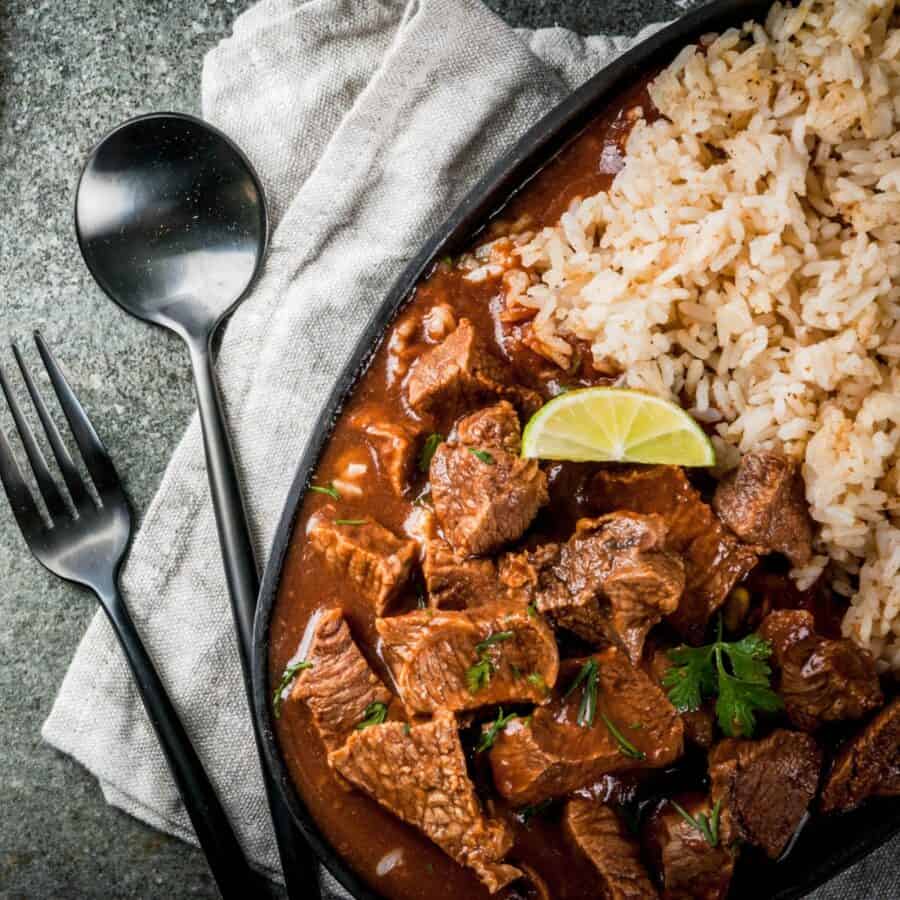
[[267, 70, 843, 900]]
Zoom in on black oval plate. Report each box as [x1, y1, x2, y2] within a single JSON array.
[[252, 2, 900, 897]]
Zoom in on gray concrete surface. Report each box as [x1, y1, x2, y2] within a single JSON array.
[[0, 1, 895, 898]]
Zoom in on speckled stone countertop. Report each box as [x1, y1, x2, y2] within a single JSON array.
[[0, 2, 896, 898]]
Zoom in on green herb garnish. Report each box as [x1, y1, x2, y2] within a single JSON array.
[[526, 602, 538, 620], [600, 713, 645, 760], [356, 701, 389, 731], [309, 482, 340, 500], [526, 672, 547, 694], [403, 722, 412, 736], [476, 708, 518, 752], [272, 660, 313, 718], [419, 434, 444, 472], [564, 658, 599, 728], [466, 657, 493, 694], [662, 618, 781, 738], [468, 448, 495, 465], [475, 631, 514, 654], [466, 631, 514, 694], [671, 798, 722, 848], [334, 518, 367, 526]]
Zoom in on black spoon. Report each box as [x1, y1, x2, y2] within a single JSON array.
[[74, 112, 316, 899]]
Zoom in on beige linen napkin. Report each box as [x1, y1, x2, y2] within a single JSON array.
[[41, 0, 661, 885]]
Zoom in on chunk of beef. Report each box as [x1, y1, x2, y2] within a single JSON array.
[[307, 507, 417, 613], [647, 647, 714, 749], [592, 467, 758, 644], [643, 795, 735, 900], [431, 405, 548, 557], [406, 319, 540, 418], [489, 648, 684, 805], [502, 513, 685, 664], [377, 600, 558, 714], [456, 400, 522, 453], [407, 505, 500, 609], [330, 710, 521, 893], [422, 536, 499, 608], [820, 697, 900, 814], [348, 408, 420, 495], [713, 450, 814, 565], [708, 729, 821, 858], [564, 798, 659, 899], [288, 608, 393, 754], [759, 610, 883, 731]]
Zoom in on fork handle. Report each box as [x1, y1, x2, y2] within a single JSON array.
[[97, 581, 266, 899]]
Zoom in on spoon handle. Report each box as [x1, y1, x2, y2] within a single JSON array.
[[188, 336, 320, 899]]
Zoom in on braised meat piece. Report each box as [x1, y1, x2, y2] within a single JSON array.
[[564, 798, 659, 899], [759, 610, 883, 731], [592, 467, 759, 644], [456, 398, 522, 453], [502, 513, 685, 664], [331, 710, 521, 893], [431, 404, 548, 557], [288, 608, 393, 754], [422, 536, 499, 608], [643, 795, 735, 900], [377, 600, 558, 714], [489, 648, 683, 805], [307, 507, 417, 613], [406, 319, 540, 418], [821, 697, 900, 814], [647, 647, 714, 749], [349, 408, 420, 495], [408, 506, 500, 608], [713, 450, 814, 565], [708, 729, 821, 859]]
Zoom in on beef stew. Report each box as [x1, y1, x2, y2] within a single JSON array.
[[265, 11, 899, 900]]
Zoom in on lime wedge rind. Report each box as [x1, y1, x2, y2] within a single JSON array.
[[521, 387, 715, 468]]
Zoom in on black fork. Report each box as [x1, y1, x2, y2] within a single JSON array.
[[0, 332, 264, 899]]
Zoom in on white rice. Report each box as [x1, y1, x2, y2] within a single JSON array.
[[487, 0, 900, 671]]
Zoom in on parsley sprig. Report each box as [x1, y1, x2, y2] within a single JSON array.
[[356, 701, 388, 731], [466, 631, 514, 694], [272, 660, 313, 718], [476, 708, 518, 752], [662, 618, 782, 737], [564, 659, 599, 728], [671, 798, 723, 848]]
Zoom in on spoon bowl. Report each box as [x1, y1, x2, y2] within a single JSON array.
[[75, 111, 314, 897], [75, 112, 267, 339]]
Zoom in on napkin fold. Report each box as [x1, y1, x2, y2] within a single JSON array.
[[42, 0, 663, 884]]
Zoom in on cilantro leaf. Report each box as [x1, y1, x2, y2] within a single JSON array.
[[663, 618, 782, 738], [466, 657, 493, 694]]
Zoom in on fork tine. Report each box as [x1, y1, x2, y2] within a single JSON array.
[[0, 424, 45, 536], [0, 360, 69, 519], [33, 332, 121, 498], [12, 341, 91, 509]]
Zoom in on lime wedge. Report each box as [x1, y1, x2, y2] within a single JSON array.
[[521, 387, 715, 467]]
